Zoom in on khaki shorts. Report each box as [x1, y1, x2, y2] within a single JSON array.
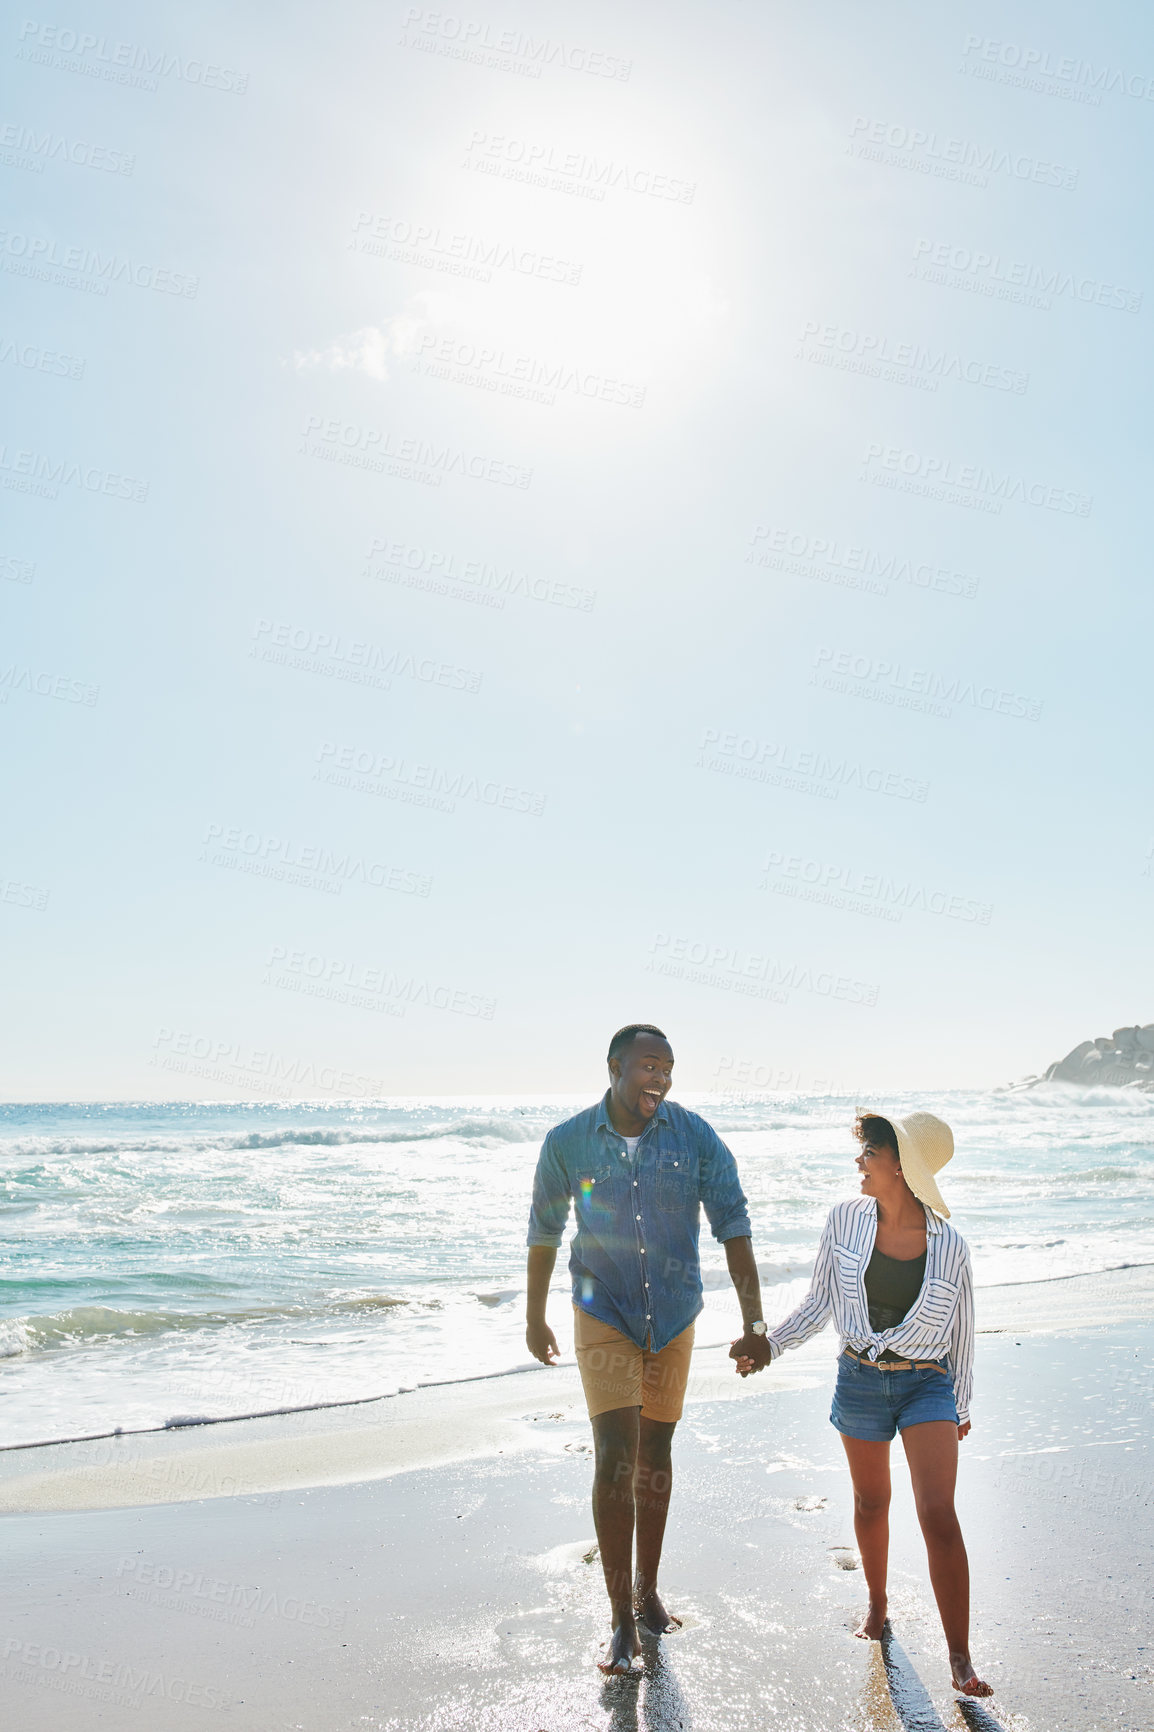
[[572, 1307, 695, 1424]]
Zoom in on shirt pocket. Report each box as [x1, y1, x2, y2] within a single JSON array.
[[913, 1276, 959, 1332], [576, 1162, 618, 1215], [833, 1246, 862, 1303], [654, 1149, 693, 1212]]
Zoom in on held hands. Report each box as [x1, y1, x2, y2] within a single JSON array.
[[729, 1330, 773, 1377], [525, 1318, 560, 1366]]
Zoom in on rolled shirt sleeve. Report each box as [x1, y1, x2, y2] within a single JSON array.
[[526, 1130, 572, 1248], [946, 1243, 975, 1423], [699, 1125, 752, 1243], [766, 1211, 836, 1358]]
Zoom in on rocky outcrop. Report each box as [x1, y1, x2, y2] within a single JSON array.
[[1041, 1025, 1154, 1089]]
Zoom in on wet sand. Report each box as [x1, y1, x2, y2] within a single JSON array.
[[0, 1266, 1150, 1730]]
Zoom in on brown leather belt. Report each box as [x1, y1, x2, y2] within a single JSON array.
[[842, 1348, 948, 1374]]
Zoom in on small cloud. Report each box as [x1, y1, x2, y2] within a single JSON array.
[[291, 292, 452, 383], [293, 325, 394, 381]]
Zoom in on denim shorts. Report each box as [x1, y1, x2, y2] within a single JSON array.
[[830, 1351, 958, 1442]]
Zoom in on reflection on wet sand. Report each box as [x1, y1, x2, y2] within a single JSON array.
[[600, 1635, 693, 1732], [955, 1698, 1009, 1732], [862, 1638, 904, 1728], [866, 1626, 1007, 1732], [879, 1626, 948, 1730]]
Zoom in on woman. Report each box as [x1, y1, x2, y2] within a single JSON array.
[[739, 1109, 992, 1698]]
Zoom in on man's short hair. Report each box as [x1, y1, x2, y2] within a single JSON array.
[[607, 1024, 668, 1065]]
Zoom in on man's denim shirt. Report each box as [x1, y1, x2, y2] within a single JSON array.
[[526, 1094, 752, 1352]]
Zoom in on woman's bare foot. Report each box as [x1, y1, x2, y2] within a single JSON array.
[[597, 1617, 642, 1674], [950, 1652, 993, 1696], [854, 1600, 887, 1640], [634, 1583, 682, 1636]]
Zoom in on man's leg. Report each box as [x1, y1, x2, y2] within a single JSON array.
[[838, 1434, 892, 1639], [633, 1417, 681, 1633], [631, 1321, 693, 1634], [590, 1406, 642, 1673]]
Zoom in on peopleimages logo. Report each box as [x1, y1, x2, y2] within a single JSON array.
[[647, 933, 880, 1008], [398, 8, 632, 81], [300, 416, 532, 490], [0, 120, 135, 175], [0, 552, 36, 583], [795, 322, 1027, 394], [265, 945, 497, 1021], [15, 20, 249, 93], [0, 662, 99, 705], [251, 618, 483, 696], [0, 1636, 235, 1712], [463, 130, 693, 201], [747, 525, 978, 600], [812, 646, 1044, 723], [696, 728, 929, 803], [0, 335, 86, 379], [200, 824, 432, 898], [911, 237, 1141, 314], [0, 230, 198, 297], [761, 850, 993, 926], [411, 333, 646, 409], [151, 1028, 392, 1098], [847, 116, 1078, 189], [315, 742, 546, 817], [350, 210, 582, 287], [364, 536, 595, 613], [959, 34, 1154, 104], [115, 1555, 351, 1630], [860, 442, 1092, 517], [0, 443, 147, 502], [0, 873, 50, 910]]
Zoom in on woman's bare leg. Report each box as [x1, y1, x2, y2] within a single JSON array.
[[901, 1421, 992, 1695], [839, 1434, 892, 1638]]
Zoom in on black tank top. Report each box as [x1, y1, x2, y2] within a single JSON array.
[[864, 1246, 926, 1350]]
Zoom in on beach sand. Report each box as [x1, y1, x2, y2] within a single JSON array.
[[1, 1266, 1150, 1731]]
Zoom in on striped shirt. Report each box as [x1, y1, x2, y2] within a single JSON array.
[[767, 1195, 975, 1422]]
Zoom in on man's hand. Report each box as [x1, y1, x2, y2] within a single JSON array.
[[958, 1421, 971, 1441], [723, 1237, 771, 1380], [525, 1246, 559, 1365], [729, 1331, 773, 1377], [526, 1319, 560, 1365]]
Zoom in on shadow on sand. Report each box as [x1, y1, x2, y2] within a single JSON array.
[[875, 1627, 1006, 1732], [594, 1623, 1007, 1732], [599, 1632, 692, 1732]]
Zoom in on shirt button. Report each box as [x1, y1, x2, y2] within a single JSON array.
[[639, 1247, 645, 1254], [636, 1214, 642, 1221], [646, 1314, 651, 1320], [633, 1181, 638, 1187]]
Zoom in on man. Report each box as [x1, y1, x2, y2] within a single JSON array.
[[525, 1024, 772, 1675]]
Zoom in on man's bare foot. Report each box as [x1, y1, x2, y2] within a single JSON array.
[[634, 1583, 683, 1636], [853, 1600, 887, 1640], [950, 1652, 993, 1696], [597, 1617, 641, 1674]]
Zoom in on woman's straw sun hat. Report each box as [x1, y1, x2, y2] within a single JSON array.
[[874, 1110, 955, 1218]]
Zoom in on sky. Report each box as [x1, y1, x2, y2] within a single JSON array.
[[3, 0, 1153, 1100]]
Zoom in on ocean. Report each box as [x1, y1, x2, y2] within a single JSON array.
[[1, 1087, 1151, 1449]]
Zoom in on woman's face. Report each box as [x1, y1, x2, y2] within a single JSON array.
[[855, 1141, 901, 1195]]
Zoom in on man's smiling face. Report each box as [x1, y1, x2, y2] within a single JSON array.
[[609, 1033, 675, 1126]]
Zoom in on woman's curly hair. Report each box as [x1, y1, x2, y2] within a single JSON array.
[[854, 1113, 899, 1154]]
